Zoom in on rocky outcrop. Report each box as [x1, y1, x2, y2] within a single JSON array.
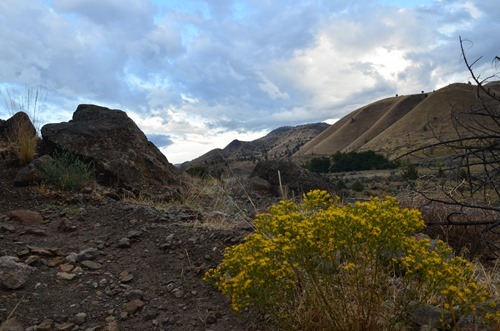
[[41, 104, 183, 197]]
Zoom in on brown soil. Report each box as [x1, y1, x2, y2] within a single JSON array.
[[0, 160, 260, 331]]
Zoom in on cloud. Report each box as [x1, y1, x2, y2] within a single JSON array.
[[1, 0, 499, 164], [146, 133, 174, 147]]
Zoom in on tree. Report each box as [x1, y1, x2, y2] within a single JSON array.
[[402, 37, 499, 255]]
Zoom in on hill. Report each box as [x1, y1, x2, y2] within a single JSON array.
[[298, 82, 500, 160], [184, 81, 500, 172]]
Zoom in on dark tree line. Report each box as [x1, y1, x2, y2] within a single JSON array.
[[306, 150, 398, 173]]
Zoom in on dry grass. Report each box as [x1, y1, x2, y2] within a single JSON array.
[[179, 176, 255, 230], [120, 175, 255, 231], [7, 114, 38, 165]]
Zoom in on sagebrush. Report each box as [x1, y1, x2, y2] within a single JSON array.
[[205, 190, 499, 330]]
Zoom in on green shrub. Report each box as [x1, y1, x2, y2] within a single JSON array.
[[41, 150, 93, 190], [350, 179, 364, 192], [400, 161, 419, 181], [205, 190, 497, 330]]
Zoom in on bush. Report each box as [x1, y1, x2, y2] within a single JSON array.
[[350, 179, 364, 192], [400, 161, 419, 181], [41, 150, 93, 190], [205, 190, 498, 330]]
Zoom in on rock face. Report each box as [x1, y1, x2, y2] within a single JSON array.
[[41, 104, 182, 196]]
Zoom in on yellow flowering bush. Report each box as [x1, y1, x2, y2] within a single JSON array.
[[204, 190, 498, 330]]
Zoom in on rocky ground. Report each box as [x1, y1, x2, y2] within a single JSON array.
[[0, 160, 261, 331]]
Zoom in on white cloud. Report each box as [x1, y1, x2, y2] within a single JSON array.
[[1, 0, 498, 163]]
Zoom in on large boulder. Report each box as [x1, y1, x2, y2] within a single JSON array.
[[41, 104, 183, 196]]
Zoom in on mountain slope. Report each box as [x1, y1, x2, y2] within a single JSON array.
[[296, 93, 427, 156], [297, 82, 496, 160]]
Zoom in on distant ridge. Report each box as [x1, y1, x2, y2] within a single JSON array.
[[183, 123, 329, 167]]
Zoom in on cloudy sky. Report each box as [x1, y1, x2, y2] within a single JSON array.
[[1, 0, 498, 163]]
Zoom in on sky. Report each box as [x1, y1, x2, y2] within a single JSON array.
[[0, 0, 499, 164]]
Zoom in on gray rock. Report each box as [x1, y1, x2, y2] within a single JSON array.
[[56, 272, 77, 280], [0, 256, 35, 289], [76, 247, 99, 261], [123, 299, 145, 314], [73, 312, 87, 325], [80, 260, 103, 270], [117, 238, 131, 248], [126, 289, 145, 301]]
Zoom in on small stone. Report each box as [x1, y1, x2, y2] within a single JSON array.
[[123, 299, 145, 314], [119, 271, 134, 283], [127, 230, 142, 239], [0, 224, 15, 232], [76, 248, 99, 261], [65, 253, 78, 264], [57, 272, 77, 280], [105, 316, 120, 331], [73, 312, 87, 325], [48, 256, 66, 267], [117, 238, 131, 248], [125, 289, 145, 301], [206, 313, 217, 324], [55, 322, 74, 331], [73, 266, 83, 273], [24, 255, 40, 265], [34, 319, 53, 331], [27, 246, 55, 256], [172, 289, 183, 298], [7, 210, 43, 226], [58, 263, 74, 273], [80, 260, 102, 270], [17, 247, 30, 256]]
